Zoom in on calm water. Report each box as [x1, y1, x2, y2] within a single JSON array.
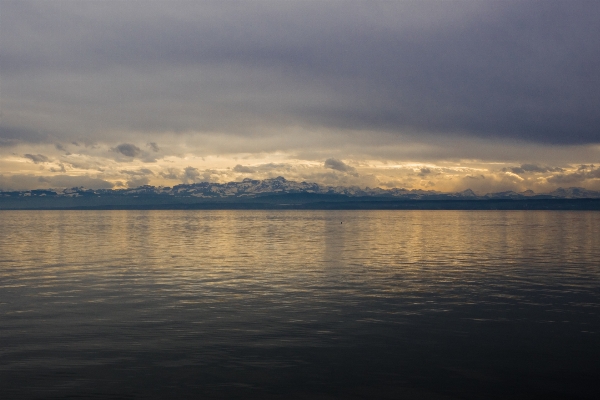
[[1, 210, 599, 399]]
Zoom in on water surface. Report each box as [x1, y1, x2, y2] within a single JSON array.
[[1, 210, 599, 399]]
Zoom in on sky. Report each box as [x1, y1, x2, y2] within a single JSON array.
[[1, 0, 600, 194]]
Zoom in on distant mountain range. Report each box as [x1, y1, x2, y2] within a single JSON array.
[[2, 177, 600, 210], [2, 176, 600, 199]]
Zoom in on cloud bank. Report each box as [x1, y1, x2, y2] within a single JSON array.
[[1, 1, 599, 191]]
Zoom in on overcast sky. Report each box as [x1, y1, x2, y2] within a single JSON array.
[[1, 0, 599, 193]]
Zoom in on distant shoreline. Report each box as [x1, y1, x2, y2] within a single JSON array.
[[2, 198, 600, 211]]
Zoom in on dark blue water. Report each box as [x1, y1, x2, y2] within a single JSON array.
[[1, 210, 599, 399]]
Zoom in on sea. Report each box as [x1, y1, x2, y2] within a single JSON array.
[[1, 210, 599, 399]]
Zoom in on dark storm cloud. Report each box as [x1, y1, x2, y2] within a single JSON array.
[[1, 1, 600, 146], [113, 143, 141, 158]]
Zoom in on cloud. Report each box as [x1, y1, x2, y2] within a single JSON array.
[[2, 2, 600, 193], [126, 176, 150, 188], [324, 158, 356, 174], [113, 143, 141, 158], [547, 165, 600, 185], [0, 125, 48, 146], [182, 166, 200, 183], [2, 1, 600, 148], [506, 164, 563, 174], [118, 168, 154, 187], [24, 154, 49, 164], [54, 143, 71, 155], [65, 159, 104, 171], [159, 168, 181, 180], [120, 168, 154, 176], [453, 172, 530, 195], [50, 163, 66, 173], [578, 164, 597, 172], [418, 167, 432, 177], [233, 164, 255, 173], [0, 174, 113, 191], [147, 142, 159, 152], [547, 172, 586, 185]]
